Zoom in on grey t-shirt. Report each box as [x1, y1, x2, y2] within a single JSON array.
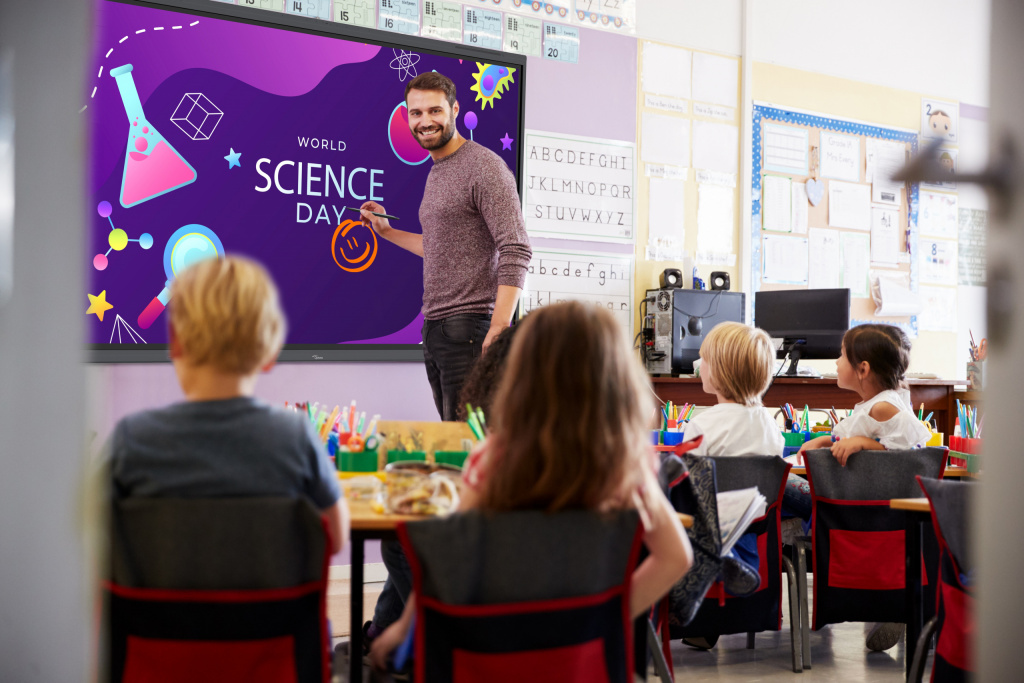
[[109, 397, 340, 509]]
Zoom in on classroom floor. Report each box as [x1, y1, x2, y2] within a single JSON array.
[[331, 581, 928, 682]]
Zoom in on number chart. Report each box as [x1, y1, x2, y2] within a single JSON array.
[[543, 22, 578, 63], [422, 0, 462, 42], [379, 0, 420, 34], [335, 0, 376, 27], [503, 14, 542, 56], [463, 6, 502, 50]]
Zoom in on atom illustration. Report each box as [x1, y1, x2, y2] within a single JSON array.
[[389, 49, 421, 82]]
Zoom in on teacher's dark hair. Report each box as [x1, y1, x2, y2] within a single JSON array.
[[405, 72, 457, 108]]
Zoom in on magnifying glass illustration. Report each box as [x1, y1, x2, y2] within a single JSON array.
[[137, 224, 225, 329]]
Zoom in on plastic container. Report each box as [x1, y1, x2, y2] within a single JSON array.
[[651, 430, 662, 445], [782, 432, 806, 448], [387, 450, 427, 465], [338, 450, 378, 472], [434, 451, 469, 468], [926, 432, 944, 448], [661, 431, 686, 446], [382, 462, 462, 516]]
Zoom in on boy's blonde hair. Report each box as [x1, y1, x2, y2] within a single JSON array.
[[700, 321, 774, 407], [169, 256, 286, 374], [480, 302, 655, 513]]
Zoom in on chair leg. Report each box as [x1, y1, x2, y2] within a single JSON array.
[[746, 632, 755, 649], [908, 617, 938, 683], [782, 555, 803, 673], [795, 538, 812, 669], [647, 619, 673, 682]]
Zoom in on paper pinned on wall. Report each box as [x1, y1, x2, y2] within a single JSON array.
[[642, 42, 692, 100], [647, 178, 685, 261], [762, 234, 809, 285], [819, 132, 861, 182], [870, 205, 900, 266], [696, 183, 735, 265], [791, 182, 808, 234], [523, 248, 634, 335], [865, 138, 905, 205], [920, 237, 958, 286], [919, 190, 958, 239], [692, 52, 738, 108], [808, 227, 841, 289], [840, 231, 871, 298], [641, 112, 690, 167], [828, 181, 871, 231], [917, 285, 958, 332], [692, 121, 738, 174], [763, 123, 809, 175], [871, 271, 921, 317], [762, 175, 792, 233]]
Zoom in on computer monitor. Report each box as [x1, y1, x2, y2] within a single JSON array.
[[671, 290, 746, 375], [754, 288, 851, 375]]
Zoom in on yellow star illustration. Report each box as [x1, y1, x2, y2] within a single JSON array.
[[86, 290, 114, 322]]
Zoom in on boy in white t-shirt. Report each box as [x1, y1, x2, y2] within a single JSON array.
[[685, 322, 784, 458]]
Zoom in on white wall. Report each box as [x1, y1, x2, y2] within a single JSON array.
[[638, 0, 991, 107]]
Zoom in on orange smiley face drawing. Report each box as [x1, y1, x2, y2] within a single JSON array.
[[332, 219, 378, 273]]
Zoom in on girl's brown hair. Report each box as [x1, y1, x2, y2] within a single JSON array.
[[477, 302, 655, 513], [842, 323, 911, 391]]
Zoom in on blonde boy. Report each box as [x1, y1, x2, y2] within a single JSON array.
[[684, 321, 784, 457], [107, 256, 348, 553]]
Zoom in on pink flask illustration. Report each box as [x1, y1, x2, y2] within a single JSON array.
[[110, 64, 197, 208]]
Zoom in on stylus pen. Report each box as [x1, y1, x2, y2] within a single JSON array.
[[345, 206, 399, 221]]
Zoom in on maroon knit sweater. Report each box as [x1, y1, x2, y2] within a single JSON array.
[[419, 140, 532, 320]]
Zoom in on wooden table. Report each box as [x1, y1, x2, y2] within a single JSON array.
[[788, 465, 969, 478], [653, 377, 964, 440], [890, 497, 931, 679], [345, 498, 692, 682]]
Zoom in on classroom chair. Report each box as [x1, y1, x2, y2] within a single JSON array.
[[795, 447, 946, 668], [103, 497, 332, 683], [670, 455, 802, 673], [910, 477, 974, 683], [395, 508, 642, 683]]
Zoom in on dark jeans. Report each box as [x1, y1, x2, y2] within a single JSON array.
[[372, 539, 413, 632], [422, 313, 492, 421]]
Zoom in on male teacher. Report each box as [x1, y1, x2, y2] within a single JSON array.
[[359, 71, 531, 422]]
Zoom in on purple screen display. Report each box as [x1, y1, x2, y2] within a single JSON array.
[[88, 1, 521, 346]]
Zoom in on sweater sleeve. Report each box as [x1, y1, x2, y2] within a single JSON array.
[[474, 153, 532, 289]]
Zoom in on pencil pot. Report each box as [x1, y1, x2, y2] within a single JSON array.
[[661, 431, 685, 446], [434, 451, 469, 469], [387, 450, 427, 465], [783, 432, 806, 448], [338, 450, 378, 472], [926, 432, 944, 447], [967, 361, 985, 390], [651, 430, 662, 445]]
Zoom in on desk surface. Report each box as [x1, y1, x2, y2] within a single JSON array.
[[347, 500, 693, 530], [889, 498, 930, 513], [788, 465, 969, 478]]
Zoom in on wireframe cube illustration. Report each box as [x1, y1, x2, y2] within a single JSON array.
[[170, 93, 223, 141]]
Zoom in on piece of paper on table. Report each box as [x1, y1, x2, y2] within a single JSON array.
[[920, 238, 958, 286], [919, 190, 958, 238], [840, 232, 871, 297], [820, 132, 861, 182], [917, 285, 958, 332], [866, 138, 905, 205], [647, 178, 685, 260], [791, 182, 808, 233], [696, 183, 735, 264], [808, 227, 841, 289], [870, 205, 900, 266], [642, 42, 692, 100], [762, 175, 792, 233], [762, 234, 809, 285], [763, 123, 808, 175], [641, 112, 690, 167], [692, 121, 738, 174], [692, 52, 738, 108], [871, 271, 921, 316], [828, 181, 871, 231]]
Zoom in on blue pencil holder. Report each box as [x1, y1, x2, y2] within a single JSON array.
[[651, 430, 661, 445], [661, 431, 685, 446]]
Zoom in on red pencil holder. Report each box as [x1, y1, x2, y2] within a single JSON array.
[[966, 438, 982, 454]]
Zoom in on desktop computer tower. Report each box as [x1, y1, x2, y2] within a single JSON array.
[[643, 288, 745, 376]]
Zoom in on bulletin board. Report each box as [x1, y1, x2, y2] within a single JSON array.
[[750, 103, 920, 334]]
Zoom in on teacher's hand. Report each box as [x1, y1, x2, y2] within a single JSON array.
[[359, 200, 392, 236], [482, 325, 504, 354]]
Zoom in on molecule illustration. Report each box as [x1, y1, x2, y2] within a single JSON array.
[[93, 200, 153, 271], [389, 49, 421, 82], [469, 63, 516, 110]]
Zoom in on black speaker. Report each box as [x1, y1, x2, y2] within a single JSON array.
[[710, 271, 731, 291], [659, 268, 683, 289]]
